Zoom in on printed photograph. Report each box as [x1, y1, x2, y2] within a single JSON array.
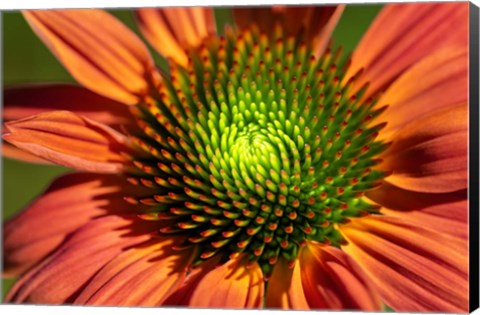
[[2, 2, 470, 312]]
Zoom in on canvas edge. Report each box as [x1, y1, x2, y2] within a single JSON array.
[[469, 1, 480, 313]]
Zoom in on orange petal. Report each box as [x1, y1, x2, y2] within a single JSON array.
[[266, 244, 381, 310], [233, 5, 344, 56], [23, 10, 160, 105], [135, 7, 216, 67], [4, 84, 135, 130], [6, 215, 157, 304], [162, 257, 220, 306], [74, 239, 192, 306], [3, 84, 139, 164], [383, 104, 468, 193], [3, 142, 51, 164], [346, 2, 468, 98], [367, 182, 467, 239], [367, 181, 466, 212], [377, 48, 468, 140], [341, 216, 468, 312], [381, 200, 468, 240], [3, 172, 150, 277], [300, 244, 381, 310], [266, 257, 309, 309], [3, 111, 133, 173], [187, 256, 264, 308]]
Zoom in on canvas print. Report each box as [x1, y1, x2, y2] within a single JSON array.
[[1, 2, 476, 313]]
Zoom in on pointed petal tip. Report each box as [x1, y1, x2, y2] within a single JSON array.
[[135, 7, 216, 68], [22, 9, 159, 105], [3, 111, 133, 173]]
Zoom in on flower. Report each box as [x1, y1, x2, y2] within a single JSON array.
[[2, 3, 469, 312]]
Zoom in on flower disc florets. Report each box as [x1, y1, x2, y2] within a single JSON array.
[[128, 25, 390, 275]]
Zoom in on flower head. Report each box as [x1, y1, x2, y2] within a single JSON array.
[[2, 3, 469, 312]]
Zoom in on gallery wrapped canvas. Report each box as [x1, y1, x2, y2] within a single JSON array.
[[1, 1, 479, 313]]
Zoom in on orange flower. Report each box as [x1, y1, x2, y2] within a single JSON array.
[[2, 3, 469, 312]]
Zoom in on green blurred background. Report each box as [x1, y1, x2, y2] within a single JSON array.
[[2, 4, 382, 301]]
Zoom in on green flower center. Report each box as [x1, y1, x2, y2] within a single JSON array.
[[129, 25, 390, 275]]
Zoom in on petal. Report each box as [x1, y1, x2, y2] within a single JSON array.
[[346, 2, 468, 97], [367, 182, 468, 239], [6, 215, 157, 304], [3, 84, 138, 164], [23, 9, 160, 105], [3, 111, 133, 173], [233, 5, 344, 56], [266, 244, 381, 310], [383, 104, 468, 193], [135, 7, 216, 67], [187, 256, 264, 308], [377, 48, 468, 140], [367, 182, 466, 212], [300, 244, 382, 311], [4, 84, 135, 130], [162, 259, 219, 306], [266, 258, 309, 309], [74, 239, 192, 306], [3, 172, 149, 277], [3, 142, 51, 164], [381, 200, 468, 239], [341, 216, 468, 312]]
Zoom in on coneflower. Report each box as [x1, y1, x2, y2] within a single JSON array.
[[3, 3, 468, 312]]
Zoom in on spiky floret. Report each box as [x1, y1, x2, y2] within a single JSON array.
[[127, 25, 390, 275]]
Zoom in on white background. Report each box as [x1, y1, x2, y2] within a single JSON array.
[[0, 0, 479, 314]]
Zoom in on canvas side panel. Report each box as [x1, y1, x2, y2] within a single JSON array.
[[469, 2, 479, 312]]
